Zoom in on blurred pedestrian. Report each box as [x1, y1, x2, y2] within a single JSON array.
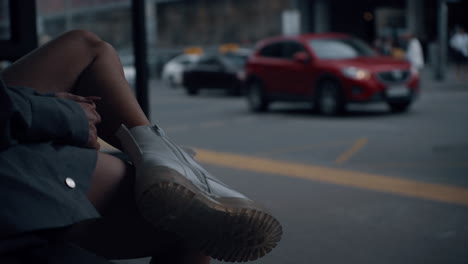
[[373, 36, 393, 56], [402, 32, 424, 74], [449, 26, 468, 79], [382, 37, 394, 56]]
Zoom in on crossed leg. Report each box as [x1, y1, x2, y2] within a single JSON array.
[[1, 30, 209, 263], [2, 29, 148, 147]]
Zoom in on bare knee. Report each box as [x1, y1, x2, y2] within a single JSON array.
[[63, 29, 116, 56], [64, 29, 101, 45]]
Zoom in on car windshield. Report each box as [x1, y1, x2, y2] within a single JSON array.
[[179, 59, 192, 65], [309, 37, 376, 59], [223, 53, 249, 68]]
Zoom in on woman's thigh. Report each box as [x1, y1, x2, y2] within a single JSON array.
[[1, 30, 102, 93], [35, 152, 209, 261], [87, 151, 134, 213]]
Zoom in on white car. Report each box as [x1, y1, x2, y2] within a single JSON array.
[[119, 54, 136, 87], [161, 54, 200, 88]]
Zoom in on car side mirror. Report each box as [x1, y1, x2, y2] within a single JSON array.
[[293, 52, 311, 64]]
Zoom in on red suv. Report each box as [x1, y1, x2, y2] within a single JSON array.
[[245, 33, 420, 114]]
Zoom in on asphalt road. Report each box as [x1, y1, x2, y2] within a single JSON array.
[[117, 80, 468, 264]]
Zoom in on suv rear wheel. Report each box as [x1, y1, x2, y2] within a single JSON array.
[[185, 85, 199, 96], [316, 80, 345, 116], [247, 80, 269, 112], [227, 83, 242, 96]]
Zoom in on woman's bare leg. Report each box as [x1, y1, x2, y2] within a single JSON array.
[[60, 152, 210, 263], [1, 30, 209, 262], [1, 29, 148, 147], [63, 152, 163, 259]]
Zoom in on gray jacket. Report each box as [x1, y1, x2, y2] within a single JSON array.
[[0, 80, 98, 239]]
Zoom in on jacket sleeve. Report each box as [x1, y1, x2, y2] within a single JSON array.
[[0, 80, 89, 150]]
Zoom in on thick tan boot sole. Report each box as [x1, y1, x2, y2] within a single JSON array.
[[137, 166, 282, 262]]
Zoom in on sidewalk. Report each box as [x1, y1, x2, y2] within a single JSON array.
[[420, 65, 468, 92]]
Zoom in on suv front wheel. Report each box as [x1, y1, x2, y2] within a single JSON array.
[[247, 80, 269, 112], [316, 80, 345, 116], [185, 85, 199, 96], [388, 101, 411, 113]]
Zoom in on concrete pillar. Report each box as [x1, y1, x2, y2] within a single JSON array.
[[406, 0, 425, 37], [313, 0, 329, 33], [146, 0, 157, 49], [436, 0, 448, 80], [132, 0, 149, 116], [146, 0, 157, 77], [282, 0, 301, 36], [294, 0, 312, 33], [65, 0, 72, 30], [290, 0, 299, 9]]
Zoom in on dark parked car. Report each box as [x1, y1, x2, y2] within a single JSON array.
[[182, 50, 251, 95], [245, 33, 420, 114]]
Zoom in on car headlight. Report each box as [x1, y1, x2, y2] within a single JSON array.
[[342, 67, 371, 80]]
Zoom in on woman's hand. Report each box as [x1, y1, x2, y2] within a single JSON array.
[[78, 101, 101, 149], [56, 92, 101, 107], [56, 92, 102, 149]]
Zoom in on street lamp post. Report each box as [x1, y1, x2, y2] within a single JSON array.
[[436, 0, 448, 81], [132, 0, 149, 117]]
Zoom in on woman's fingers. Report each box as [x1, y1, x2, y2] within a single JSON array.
[[56, 92, 88, 102], [56, 92, 101, 106], [78, 102, 102, 150], [88, 124, 100, 150], [56, 93, 102, 150], [86, 96, 102, 102]]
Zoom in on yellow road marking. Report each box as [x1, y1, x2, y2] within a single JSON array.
[[359, 161, 468, 169], [335, 138, 368, 164], [194, 148, 468, 206], [258, 140, 350, 156], [97, 138, 468, 206]]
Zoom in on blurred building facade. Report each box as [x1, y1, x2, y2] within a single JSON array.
[[36, 0, 468, 48], [35, 0, 468, 74], [156, 0, 289, 47], [155, 0, 468, 48], [37, 0, 133, 49]]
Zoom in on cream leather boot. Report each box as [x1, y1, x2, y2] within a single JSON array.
[[115, 124, 282, 262]]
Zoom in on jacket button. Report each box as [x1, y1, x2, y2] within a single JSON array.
[[65, 178, 76, 189]]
